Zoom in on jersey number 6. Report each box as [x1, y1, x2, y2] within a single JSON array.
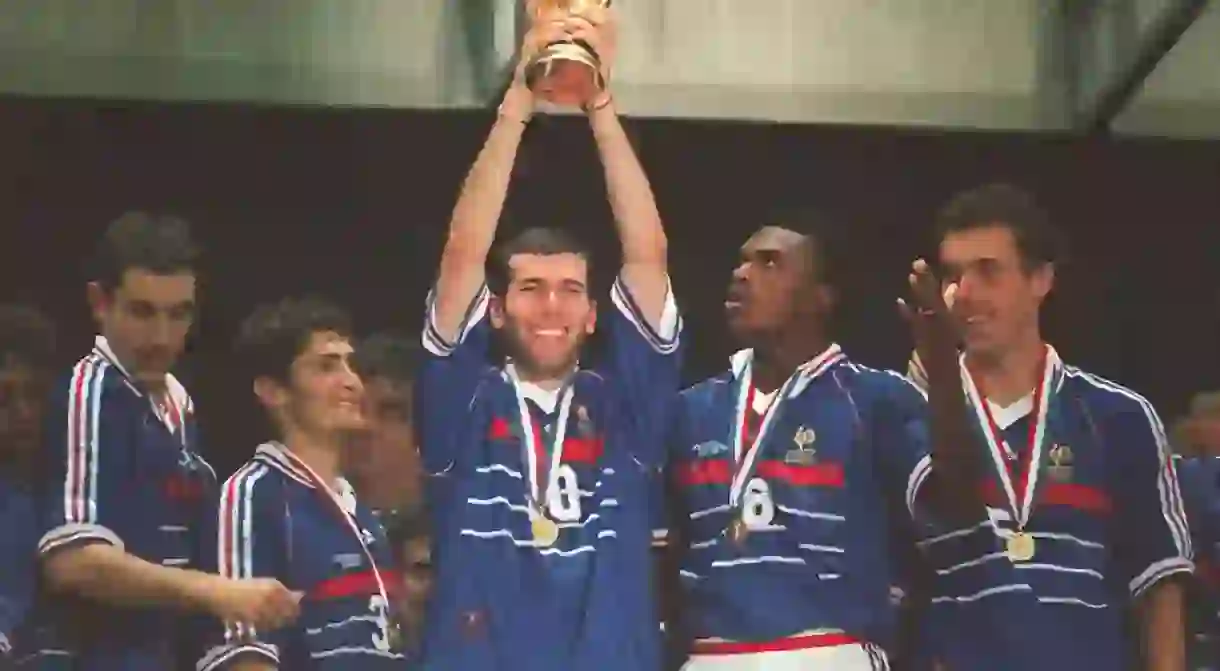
[[741, 478, 775, 528], [546, 464, 583, 522]]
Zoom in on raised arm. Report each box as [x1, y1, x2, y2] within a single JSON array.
[[431, 22, 570, 344], [430, 87, 528, 344], [569, 10, 670, 329]]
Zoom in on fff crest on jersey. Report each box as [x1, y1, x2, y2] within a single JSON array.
[[784, 426, 817, 465], [1047, 443, 1073, 482]]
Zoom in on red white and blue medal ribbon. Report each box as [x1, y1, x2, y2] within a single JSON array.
[[727, 344, 845, 510], [960, 346, 1056, 530], [277, 445, 389, 608], [505, 364, 574, 519]]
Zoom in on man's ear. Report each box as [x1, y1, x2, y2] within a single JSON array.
[[253, 376, 285, 410]]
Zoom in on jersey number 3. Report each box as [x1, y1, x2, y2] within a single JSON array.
[[742, 478, 775, 528], [368, 595, 392, 652], [546, 464, 583, 522]]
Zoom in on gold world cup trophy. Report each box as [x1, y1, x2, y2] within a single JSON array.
[[522, 0, 612, 108]]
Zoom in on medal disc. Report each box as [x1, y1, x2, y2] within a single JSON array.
[[727, 518, 750, 545], [1006, 532, 1035, 562], [531, 515, 560, 547]]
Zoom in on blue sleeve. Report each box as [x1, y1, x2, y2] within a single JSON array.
[[1177, 458, 1214, 556], [1109, 397, 1194, 598], [37, 359, 128, 557], [196, 465, 290, 671], [417, 286, 493, 476], [603, 275, 683, 468], [0, 489, 37, 657], [872, 371, 934, 519]]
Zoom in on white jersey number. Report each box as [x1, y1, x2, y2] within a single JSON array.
[[368, 595, 392, 652], [546, 464, 583, 522], [741, 478, 775, 528], [986, 506, 1016, 541]]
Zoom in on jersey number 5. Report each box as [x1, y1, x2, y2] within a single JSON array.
[[546, 464, 583, 522], [741, 478, 775, 529]]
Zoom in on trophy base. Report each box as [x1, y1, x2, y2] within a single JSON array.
[[525, 42, 604, 108]]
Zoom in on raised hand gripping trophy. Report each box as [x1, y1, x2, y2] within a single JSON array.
[[522, 0, 613, 108]]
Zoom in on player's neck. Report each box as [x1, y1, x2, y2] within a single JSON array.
[[967, 331, 1046, 406], [510, 362, 576, 392], [753, 332, 831, 394], [282, 428, 343, 490]]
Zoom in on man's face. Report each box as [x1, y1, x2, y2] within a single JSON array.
[[264, 332, 365, 436], [939, 225, 1052, 360], [490, 253, 596, 378], [726, 226, 821, 344], [89, 268, 196, 388], [1192, 413, 1220, 455], [348, 376, 420, 511], [0, 357, 51, 457]]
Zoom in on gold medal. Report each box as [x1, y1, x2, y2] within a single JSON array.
[[1006, 532, 1035, 562], [727, 518, 749, 546], [531, 515, 560, 547]]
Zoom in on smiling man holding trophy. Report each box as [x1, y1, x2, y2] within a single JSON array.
[[416, 2, 682, 670]]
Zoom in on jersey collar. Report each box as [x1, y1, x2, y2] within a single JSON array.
[[253, 442, 359, 512], [729, 343, 846, 397], [92, 335, 193, 412]]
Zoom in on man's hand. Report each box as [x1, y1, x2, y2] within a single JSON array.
[[899, 259, 982, 522], [898, 259, 959, 375], [563, 5, 618, 108], [203, 577, 302, 632]]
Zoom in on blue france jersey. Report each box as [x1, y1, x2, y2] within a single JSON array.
[[916, 362, 1192, 671], [35, 338, 215, 670], [198, 443, 407, 671], [667, 347, 932, 646], [0, 473, 37, 659], [416, 276, 682, 671]]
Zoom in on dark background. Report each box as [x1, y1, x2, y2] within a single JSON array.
[[1, 97, 1217, 477]]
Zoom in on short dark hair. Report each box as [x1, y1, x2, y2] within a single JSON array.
[[935, 183, 1063, 268], [352, 333, 419, 387], [0, 304, 56, 370], [762, 207, 840, 286], [90, 211, 200, 291], [487, 227, 593, 296], [235, 296, 353, 384]]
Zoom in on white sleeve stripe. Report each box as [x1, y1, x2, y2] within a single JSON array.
[[217, 463, 269, 642], [1075, 371, 1192, 559], [64, 358, 107, 526], [906, 454, 933, 518], [422, 286, 490, 357], [1129, 556, 1193, 597], [37, 523, 124, 556], [197, 642, 279, 671], [609, 275, 681, 355]]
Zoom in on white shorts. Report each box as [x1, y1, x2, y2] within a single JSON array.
[[681, 635, 889, 671]]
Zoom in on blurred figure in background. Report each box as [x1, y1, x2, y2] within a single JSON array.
[[383, 508, 433, 661], [0, 304, 56, 664], [1176, 393, 1220, 671], [349, 333, 422, 517]]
